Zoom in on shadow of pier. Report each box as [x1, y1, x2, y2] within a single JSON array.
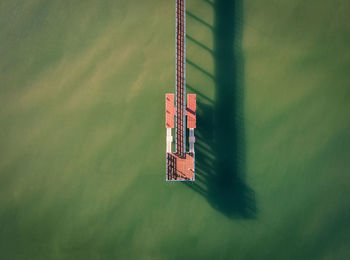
[[185, 0, 257, 219]]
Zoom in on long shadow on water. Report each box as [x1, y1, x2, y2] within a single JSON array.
[[185, 0, 257, 219]]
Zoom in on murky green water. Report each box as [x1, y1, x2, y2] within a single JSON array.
[[1, 0, 349, 259]]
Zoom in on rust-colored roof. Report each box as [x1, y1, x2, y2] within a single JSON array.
[[186, 94, 196, 129], [165, 94, 175, 128]]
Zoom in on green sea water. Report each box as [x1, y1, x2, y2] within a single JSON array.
[[1, 0, 349, 259]]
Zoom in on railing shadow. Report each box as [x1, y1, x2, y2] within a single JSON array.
[[185, 0, 257, 219]]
